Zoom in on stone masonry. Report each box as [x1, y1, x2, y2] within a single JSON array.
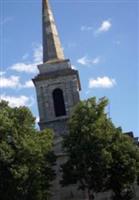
[[33, 0, 82, 199]]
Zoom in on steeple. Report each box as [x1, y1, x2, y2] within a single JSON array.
[[33, 3, 81, 198], [42, 0, 65, 63]]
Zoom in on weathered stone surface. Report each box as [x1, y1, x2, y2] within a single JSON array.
[[33, 1, 82, 198], [42, 0, 64, 62], [33, 50, 81, 200], [33, 61, 80, 132]]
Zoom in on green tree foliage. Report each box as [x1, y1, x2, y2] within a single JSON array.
[[60, 97, 139, 200], [0, 101, 56, 200]]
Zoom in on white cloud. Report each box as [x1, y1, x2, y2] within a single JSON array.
[[77, 56, 100, 66], [35, 116, 40, 124], [10, 63, 38, 74], [96, 20, 112, 34], [0, 75, 20, 88], [0, 75, 34, 89], [0, 94, 32, 107], [71, 65, 77, 70], [0, 71, 6, 76], [81, 25, 93, 31], [22, 80, 34, 88], [10, 44, 42, 74], [89, 76, 116, 88], [33, 45, 42, 63], [77, 56, 88, 65], [92, 57, 100, 64]]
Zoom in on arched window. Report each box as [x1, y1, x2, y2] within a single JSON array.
[[53, 88, 66, 117]]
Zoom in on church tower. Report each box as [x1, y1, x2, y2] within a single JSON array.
[[33, 0, 81, 137], [33, 1, 82, 199]]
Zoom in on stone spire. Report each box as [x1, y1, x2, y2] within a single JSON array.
[[42, 0, 65, 63]]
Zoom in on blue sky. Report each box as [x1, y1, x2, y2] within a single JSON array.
[[0, 0, 138, 136]]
